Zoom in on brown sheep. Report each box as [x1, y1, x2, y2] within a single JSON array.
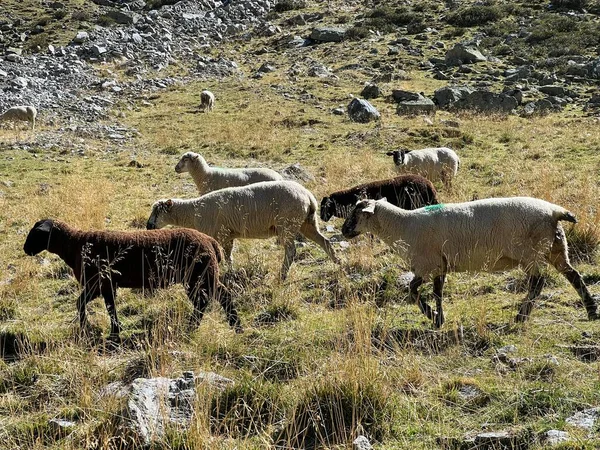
[[23, 219, 241, 338]]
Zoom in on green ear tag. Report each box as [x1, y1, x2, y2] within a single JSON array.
[[424, 204, 444, 212]]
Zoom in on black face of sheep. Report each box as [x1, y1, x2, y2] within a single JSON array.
[[342, 199, 378, 239], [23, 219, 54, 256], [385, 150, 406, 166], [320, 197, 335, 222], [146, 199, 173, 230]]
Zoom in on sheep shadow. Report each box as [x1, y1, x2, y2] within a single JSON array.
[[371, 325, 502, 356], [0, 331, 47, 362]]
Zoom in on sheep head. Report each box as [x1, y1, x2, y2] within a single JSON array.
[[23, 219, 55, 256], [175, 152, 199, 174], [342, 199, 378, 239], [385, 149, 408, 166], [147, 199, 173, 230]]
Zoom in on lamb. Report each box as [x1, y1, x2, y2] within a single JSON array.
[[23, 219, 241, 338], [0, 105, 37, 130], [385, 147, 459, 188], [320, 174, 439, 222], [342, 197, 598, 327], [175, 151, 283, 195], [146, 180, 339, 280], [199, 90, 215, 112]]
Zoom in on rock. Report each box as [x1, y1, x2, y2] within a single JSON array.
[[310, 26, 346, 43], [258, 63, 276, 73], [361, 83, 382, 99], [445, 42, 486, 66], [453, 91, 518, 114], [521, 99, 554, 117], [5, 54, 22, 63], [440, 119, 460, 128], [538, 85, 566, 97], [48, 419, 76, 438], [91, 45, 108, 57], [391, 89, 422, 103], [128, 372, 232, 445], [542, 430, 569, 446], [282, 164, 315, 183], [106, 9, 142, 25], [566, 407, 600, 431], [474, 431, 527, 449], [398, 272, 415, 289], [433, 85, 475, 108], [347, 98, 380, 123], [307, 63, 335, 78], [497, 345, 517, 355], [6, 47, 23, 56], [332, 106, 345, 115], [73, 31, 89, 44], [396, 94, 435, 115], [585, 58, 600, 79], [353, 435, 373, 450]]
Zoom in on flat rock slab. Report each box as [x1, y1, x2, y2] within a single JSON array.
[[566, 407, 600, 430], [310, 27, 346, 42]]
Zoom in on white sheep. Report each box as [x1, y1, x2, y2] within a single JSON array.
[[0, 105, 37, 130], [175, 151, 283, 195], [342, 197, 598, 327], [147, 180, 339, 279], [199, 90, 215, 112], [386, 147, 459, 188]]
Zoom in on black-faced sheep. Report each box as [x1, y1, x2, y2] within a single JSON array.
[[320, 174, 439, 222], [146, 180, 339, 280], [386, 147, 459, 188], [0, 105, 37, 130], [342, 197, 598, 327], [175, 151, 283, 195], [23, 219, 241, 337]]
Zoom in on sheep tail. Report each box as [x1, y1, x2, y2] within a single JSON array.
[[556, 209, 577, 224]]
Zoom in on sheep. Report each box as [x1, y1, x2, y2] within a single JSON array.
[[385, 147, 459, 188], [342, 197, 598, 327], [320, 174, 439, 222], [146, 180, 339, 280], [23, 219, 241, 338], [175, 151, 283, 195], [199, 90, 215, 112], [0, 105, 37, 130]]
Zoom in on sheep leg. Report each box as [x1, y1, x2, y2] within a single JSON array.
[[432, 274, 445, 328], [410, 276, 434, 320], [549, 229, 598, 319], [101, 286, 122, 338], [300, 221, 339, 264], [515, 274, 545, 322], [216, 281, 243, 333], [280, 239, 297, 281], [76, 285, 100, 332], [222, 239, 234, 266]]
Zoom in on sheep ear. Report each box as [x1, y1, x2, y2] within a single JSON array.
[[378, 197, 387, 203], [36, 219, 53, 233], [165, 199, 173, 210], [361, 202, 376, 215], [385, 151, 395, 157]]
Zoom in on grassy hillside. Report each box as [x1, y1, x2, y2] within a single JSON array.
[[1, 0, 600, 449]]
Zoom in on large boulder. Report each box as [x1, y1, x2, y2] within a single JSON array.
[[585, 58, 600, 79], [361, 83, 382, 99], [396, 94, 436, 115], [433, 85, 475, 108], [445, 43, 486, 66], [347, 98, 380, 123], [310, 27, 346, 43], [453, 90, 518, 113], [127, 371, 233, 446]]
